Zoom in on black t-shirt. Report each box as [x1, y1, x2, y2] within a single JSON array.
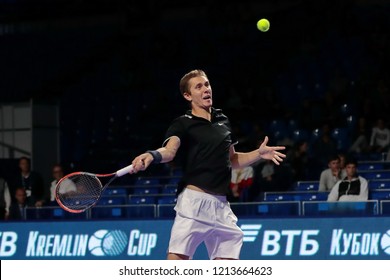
[[164, 108, 236, 195]]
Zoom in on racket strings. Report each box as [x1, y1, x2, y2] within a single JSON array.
[[56, 174, 103, 211]]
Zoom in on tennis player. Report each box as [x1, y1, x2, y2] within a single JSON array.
[[131, 69, 286, 260]]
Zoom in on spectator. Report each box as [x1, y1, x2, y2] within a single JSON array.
[[9, 157, 45, 207], [47, 164, 66, 206], [338, 153, 346, 173], [319, 154, 346, 192], [349, 116, 370, 154], [369, 117, 390, 153], [327, 157, 368, 202], [0, 176, 11, 220], [228, 166, 254, 202], [8, 187, 27, 220]]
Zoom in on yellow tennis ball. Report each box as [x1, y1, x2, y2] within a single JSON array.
[[257, 18, 270, 32]]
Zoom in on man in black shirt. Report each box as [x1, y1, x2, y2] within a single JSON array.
[[131, 69, 286, 260]]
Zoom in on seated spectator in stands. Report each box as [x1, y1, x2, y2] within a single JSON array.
[[338, 153, 346, 173], [0, 175, 11, 220], [349, 116, 370, 154], [369, 117, 390, 153], [228, 166, 254, 202], [319, 154, 346, 192], [8, 187, 27, 220], [9, 157, 45, 207], [45, 163, 73, 206], [327, 157, 368, 202]]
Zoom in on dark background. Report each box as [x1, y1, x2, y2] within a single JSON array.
[[1, 0, 389, 183]]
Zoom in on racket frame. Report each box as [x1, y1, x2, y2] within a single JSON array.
[[55, 164, 134, 213]]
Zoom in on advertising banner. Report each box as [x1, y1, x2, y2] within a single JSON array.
[[1, 217, 389, 260]]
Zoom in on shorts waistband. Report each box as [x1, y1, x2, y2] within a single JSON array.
[[182, 187, 227, 202]]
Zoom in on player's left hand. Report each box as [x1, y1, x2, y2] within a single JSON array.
[[258, 136, 286, 165]]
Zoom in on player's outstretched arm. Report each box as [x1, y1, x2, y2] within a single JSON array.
[[131, 136, 181, 173], [230, 136, 286, 169], [257, 136, 286, 165]]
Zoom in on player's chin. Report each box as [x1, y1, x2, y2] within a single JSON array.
[[203, 99, 212, 107]]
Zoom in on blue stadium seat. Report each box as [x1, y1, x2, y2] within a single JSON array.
[[331, 127, 349, 151], [134, 177, 160, 185], [264, 191, 328, 201], [97, 196, 127, 205], [162, 185, 177, 194], [369, 190, 390, 200], [295, 181, 320, 191], [357, 162, 384, 171], [264, 193, 293, 201], [167, 177, 181, 185], [103, 187, 128, 196], [128, 196, 156, 204], [157, 195, 177, 205], [361, 171, 390, 180], [133, 186, 161, 195], [368, 179, 390, 190]]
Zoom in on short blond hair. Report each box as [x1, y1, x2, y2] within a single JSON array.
[[179, 69, 207, 95]]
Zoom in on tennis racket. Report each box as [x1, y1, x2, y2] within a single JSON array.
[[55, 164, 134, 213]]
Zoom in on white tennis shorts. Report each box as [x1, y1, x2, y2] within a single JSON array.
[[168, 188, 243, 259]]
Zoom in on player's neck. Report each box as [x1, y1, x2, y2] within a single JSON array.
[[191, 107, 211, 121]]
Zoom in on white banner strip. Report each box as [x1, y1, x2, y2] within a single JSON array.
[[2, 260, 388, 280]]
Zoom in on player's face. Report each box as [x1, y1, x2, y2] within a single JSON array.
[[184, 76, 212, 110]]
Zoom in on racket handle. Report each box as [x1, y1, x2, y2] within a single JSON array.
[[116, 164, 134, 177]]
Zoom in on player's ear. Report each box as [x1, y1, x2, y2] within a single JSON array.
[[183, 92, 192, 102]]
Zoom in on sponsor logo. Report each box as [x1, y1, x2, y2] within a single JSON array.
[[89, 230, 128, 256], [241, 224, 262, 242], [23, 229, 157, 257], [0, 231, 18, 257]]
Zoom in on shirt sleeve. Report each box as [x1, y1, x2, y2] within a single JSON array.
[[225, 118, 238, 145], [163, 117, 185, 146]]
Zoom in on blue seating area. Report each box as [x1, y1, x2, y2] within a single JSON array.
[[264, 191, 328, 202], [294, 181, 320, 191], [18, 159, 390, 220]]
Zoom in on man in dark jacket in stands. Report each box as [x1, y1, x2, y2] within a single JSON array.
[[327, 157, 368, 202]]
